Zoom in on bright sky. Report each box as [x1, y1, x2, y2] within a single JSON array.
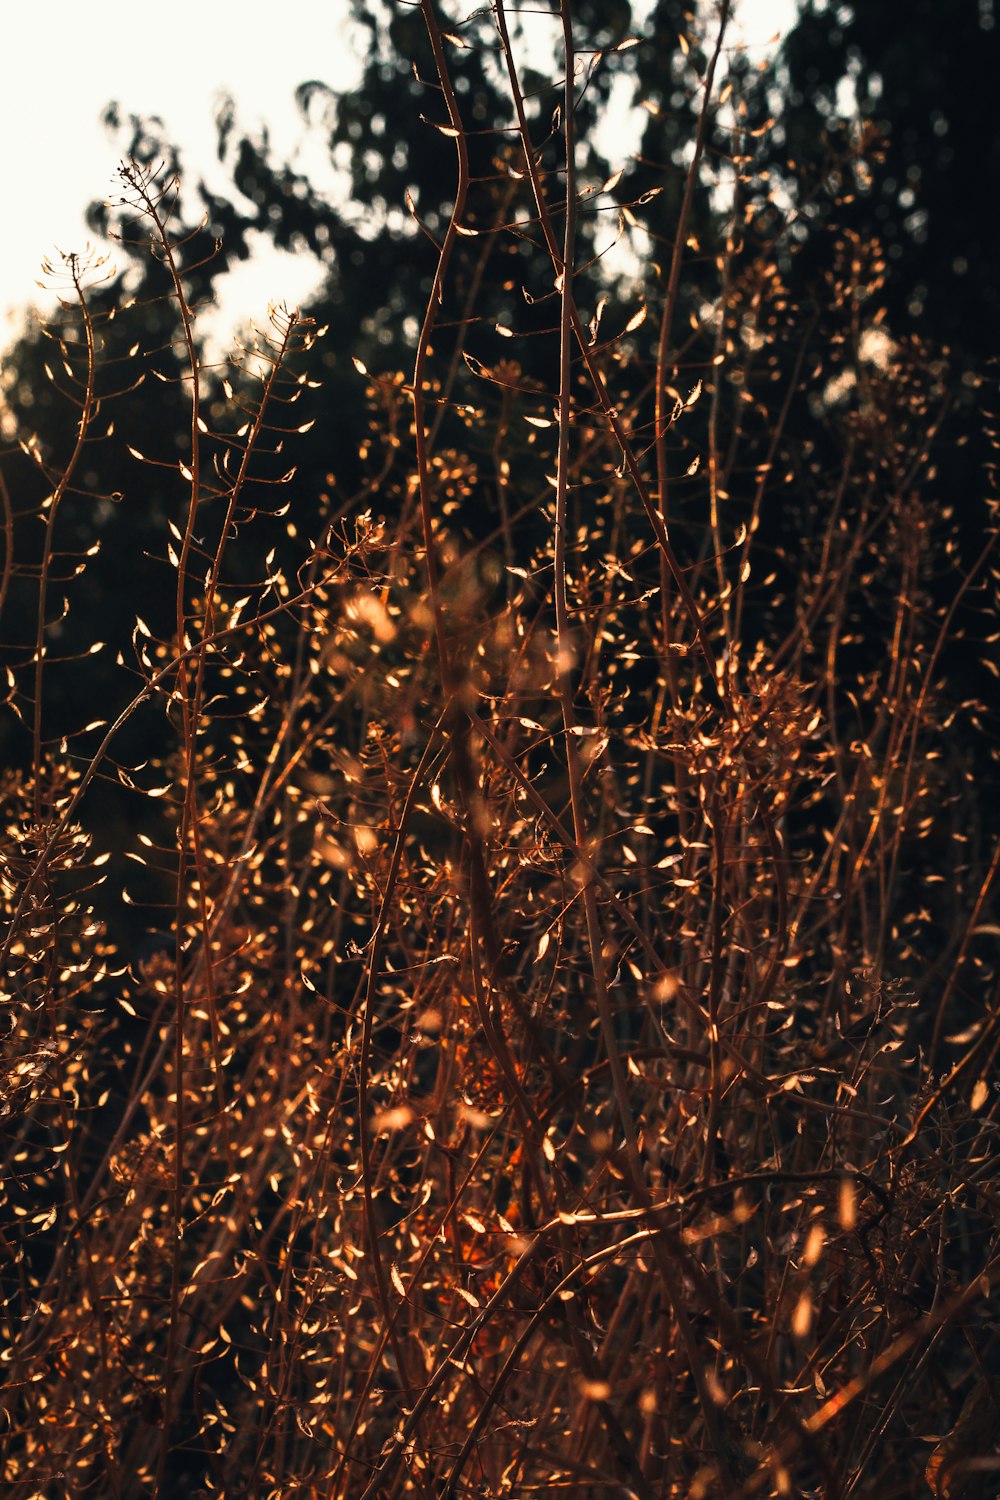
[[1, 0, 796, 349], [1, 0, 363, 345]]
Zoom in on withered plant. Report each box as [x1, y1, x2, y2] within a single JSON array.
[[1, 4, 998, 1498]]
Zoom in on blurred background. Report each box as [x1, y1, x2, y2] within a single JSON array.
[[1, 0, 796, 346], [1, 0, 996, 789], [4, 0, 997, 394]]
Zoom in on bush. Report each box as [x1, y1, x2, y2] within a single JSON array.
[[2, 5, 998, 1496]]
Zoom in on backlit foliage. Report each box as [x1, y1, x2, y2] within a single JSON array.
[[1, 4, 998, 1497]]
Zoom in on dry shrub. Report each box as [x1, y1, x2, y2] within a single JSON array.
[[1, 5, 998, 1498]]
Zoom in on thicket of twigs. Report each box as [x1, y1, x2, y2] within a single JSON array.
[[2, 3, 998, 1496]]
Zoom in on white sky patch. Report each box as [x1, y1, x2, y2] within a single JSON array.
[[1, 0, 361, 345]]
